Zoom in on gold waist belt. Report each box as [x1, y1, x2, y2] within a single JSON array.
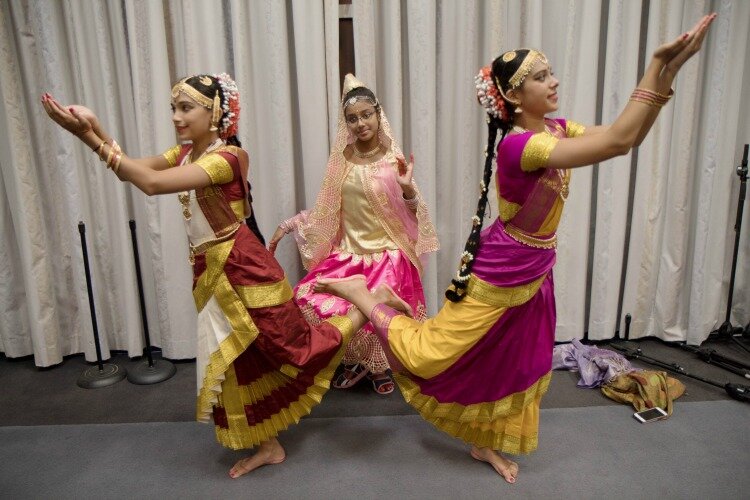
[[503, 223, 557, 249]]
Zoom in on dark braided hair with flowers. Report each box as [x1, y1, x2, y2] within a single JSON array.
[[178, 73, 265, 244], [445, 49, 534, 302]]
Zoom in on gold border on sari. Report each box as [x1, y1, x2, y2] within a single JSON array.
[[193, 238, 235, 312], [212, 315, 355, 450], [520, 133, 559, 172], [230, 199, 246, 221], [497, 194, 522, 222], [162, 145, 182, 168], [565, 120, 586, 138], [195, 153, 234, 185], [195, 273, 261, 425], [394, 372, 551, 453], [465, 273, 548, 308], [234, 279, 293, 309]]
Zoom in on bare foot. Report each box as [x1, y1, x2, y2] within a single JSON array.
[[228, 439, 286, 479], [371, 284, 413, 317], [314, 275, 368, 303], [470, 446, 519, 483]]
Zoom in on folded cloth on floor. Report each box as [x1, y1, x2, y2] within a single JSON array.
[[552, 339, 633, 388], [601, 370, 685, 415]]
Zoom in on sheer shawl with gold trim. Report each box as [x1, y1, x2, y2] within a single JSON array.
[[284, 75, 438, 273]]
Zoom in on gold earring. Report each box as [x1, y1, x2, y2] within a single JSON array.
[[210, 91, 221, 132]]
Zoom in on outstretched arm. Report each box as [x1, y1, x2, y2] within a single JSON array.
[[547, 13, 715, 170], [43, 96, 176, 172], [41, 95, 211, 194]]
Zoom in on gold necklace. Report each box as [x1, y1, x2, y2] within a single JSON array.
[[178, 139, 223, 221], [354, 143, 381, 158]]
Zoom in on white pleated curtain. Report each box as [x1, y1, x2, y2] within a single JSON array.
[[350, 0, 749, 345], [0, 0, 748, 367], [0, 0, 340, 366]]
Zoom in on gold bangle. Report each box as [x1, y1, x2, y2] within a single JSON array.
[[632, 88, 672, 105], [108, 151, 120, 170], [112, 153, 123, 173], [629, 96, 662, 108], [92, 140, 106, 153], [105, 146, 115, 167], [654, 88, 674, 101]]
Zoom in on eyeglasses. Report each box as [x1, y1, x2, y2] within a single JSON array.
[[345, 110, 376, 125]]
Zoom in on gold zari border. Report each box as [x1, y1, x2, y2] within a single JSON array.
[[192, 239, 235, 312], [196, 273, 261, 425], [497, 195, 522, 222], [195, 153, 233, 185], [465, 273, 547, 308], [192, 225, 357, 449], [213, 315, 355, 450], [189, 228, 240, 261], [394, 372, 551, 454], [565, 120, 586, 138], [234, 279, 293, 309], [520, 132, 559, 172], [230, 199, 246, 221], [163, 145, 182, 168]]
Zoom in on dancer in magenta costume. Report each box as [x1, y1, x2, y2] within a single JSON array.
[[315, 15, 715, 483], [269, 74, 438, 395]]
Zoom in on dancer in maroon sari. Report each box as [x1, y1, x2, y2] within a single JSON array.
[[316, 14, 715, 484], [41, 73, 376, 479]]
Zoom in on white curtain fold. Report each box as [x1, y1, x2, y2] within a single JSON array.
[[1, 0, 748, 367], [0, 0, 337, 366]]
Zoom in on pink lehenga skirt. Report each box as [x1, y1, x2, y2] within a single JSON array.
[[294, 248, 426, 373]]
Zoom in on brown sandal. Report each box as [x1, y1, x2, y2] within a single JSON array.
[[332, 363, 369, 389]]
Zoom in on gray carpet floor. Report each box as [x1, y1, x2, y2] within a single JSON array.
[[1, 401, 748, 499], [2, 338, 748, 426], [1, 337, 749, 498]]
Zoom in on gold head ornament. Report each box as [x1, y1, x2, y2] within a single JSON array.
[[170, 77, 214, 110], [495, 49, 548, 103], [341, 73, 378, 109]]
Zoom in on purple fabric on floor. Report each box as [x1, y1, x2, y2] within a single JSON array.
[[552, 339, 633, 388]]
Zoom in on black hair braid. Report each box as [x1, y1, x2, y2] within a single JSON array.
[[445, 117, 507, 302], [244, 183, 265, 245]]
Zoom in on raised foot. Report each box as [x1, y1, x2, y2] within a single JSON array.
[[371, 284, 413, 317], [470, 446, 519, 484], [314, 274, 368, 302], [229, 440, 286, 479]]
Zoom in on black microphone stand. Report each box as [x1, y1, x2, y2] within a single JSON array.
[[76, 222, 127, 388], [126, 220, 176, 384], [709, 144, 749, 356]]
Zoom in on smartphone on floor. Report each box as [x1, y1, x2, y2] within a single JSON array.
[[633, 407, 668, 423]]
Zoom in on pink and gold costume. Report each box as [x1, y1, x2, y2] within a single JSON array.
[[283, 75, 438, 374], [370, 118, 584, 454], [163, 141, 354, 449]]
